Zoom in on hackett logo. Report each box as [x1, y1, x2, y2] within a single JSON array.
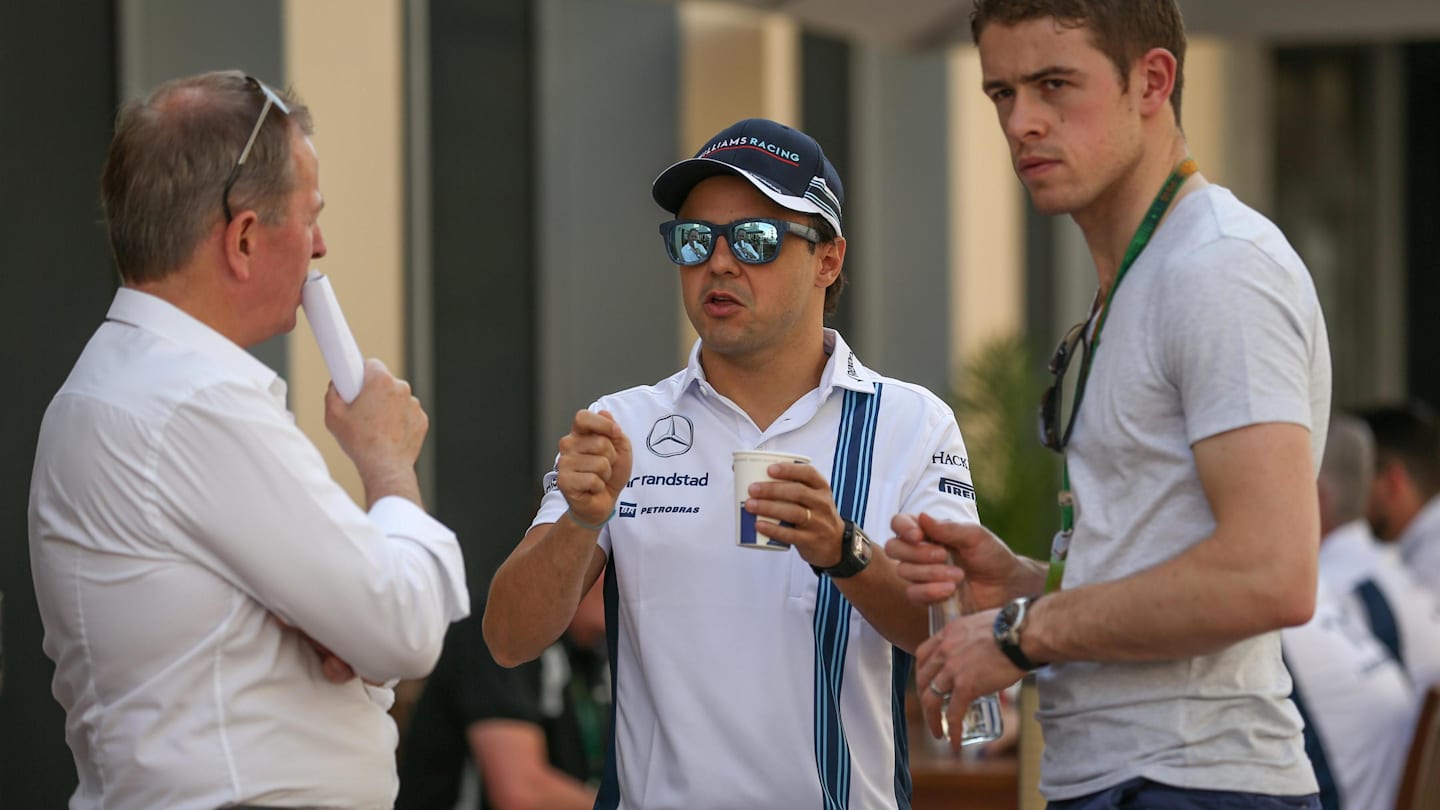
[[932, 452, 970, 470], [699, 137, 801, 165]]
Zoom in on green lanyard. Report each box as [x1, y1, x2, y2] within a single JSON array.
[[1044, 158, 1199, 594]]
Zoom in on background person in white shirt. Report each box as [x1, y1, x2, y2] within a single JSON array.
[[1319, 414, 1440, 689], [1360, 402, 1440, 593], [1281, 580, 1415, 810], [27, 70, 469, 810]]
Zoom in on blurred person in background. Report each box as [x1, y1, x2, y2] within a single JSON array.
[[1281, 579, 1415, 810], [28, 70, 467, 810], [887, 1, 1331, 807], [397, 579, 608, 810], [1318, 414, 1440, 689], [1360, 401, 1440, 593], [484, 117, 983, 810]]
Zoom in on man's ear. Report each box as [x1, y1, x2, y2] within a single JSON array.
[[816, 236, 846, 288], [1134, 47, 1179, 119], [1382, 458, 1421, 500], [224, 211, 260, 281]]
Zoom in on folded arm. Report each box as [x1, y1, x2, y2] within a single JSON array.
[[155, 383, 469, 683]]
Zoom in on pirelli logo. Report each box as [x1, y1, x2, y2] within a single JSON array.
[[939, 477, 976, 500]]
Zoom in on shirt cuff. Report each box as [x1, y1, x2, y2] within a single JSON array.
[[368, 495, 471, 623]]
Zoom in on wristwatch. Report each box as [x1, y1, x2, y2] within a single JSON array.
[[811, 519, 873, 579], [993, 596, 1044, 671]]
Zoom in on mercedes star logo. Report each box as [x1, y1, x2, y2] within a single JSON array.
[[646, 414, 694, 458]]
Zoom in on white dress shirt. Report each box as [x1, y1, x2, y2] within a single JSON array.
[[1320, 519, 1440, 688], [28, 289, 469, 810], [1399, 495, 1440, 594]]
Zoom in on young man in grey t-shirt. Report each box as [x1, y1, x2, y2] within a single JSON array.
[[888, 1, 1330, 807]]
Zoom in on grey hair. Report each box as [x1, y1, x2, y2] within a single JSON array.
[[100, 70, 313, 284], [1320, 414, 1376, 528]]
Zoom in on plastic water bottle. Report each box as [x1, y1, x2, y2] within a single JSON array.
[[927, 554, 1003, 746]]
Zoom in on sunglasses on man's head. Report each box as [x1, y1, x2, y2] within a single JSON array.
[[221, 76, 291, 223], [659, 218, 820, 266], [1038, 319, 1092, 454]]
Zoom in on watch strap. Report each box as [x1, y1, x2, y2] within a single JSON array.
[[994, 596, 1043, 671], [811, 519, 871, 579]]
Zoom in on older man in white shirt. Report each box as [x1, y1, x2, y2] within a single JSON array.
[[1318, 415, 1440, 690], [28, 71, 468, 810]]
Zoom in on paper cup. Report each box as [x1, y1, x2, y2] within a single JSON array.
[[733, 450, 811, 550]]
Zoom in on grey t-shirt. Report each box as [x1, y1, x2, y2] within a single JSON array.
[[1037, 185, 1332, 799]]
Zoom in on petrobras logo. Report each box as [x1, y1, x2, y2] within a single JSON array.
[[939, 477, 977, 500], [626, 472, 709, 489], [646, 414, 694, 458], [932, 451, 970, 470], [639, 505, 700, 515], [618, 501, 699, 518]]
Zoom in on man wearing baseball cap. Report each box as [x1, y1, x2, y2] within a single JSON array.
[[486, 118, 983, 809]]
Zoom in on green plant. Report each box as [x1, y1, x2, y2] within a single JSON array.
[[950, 334, 1061, 562]]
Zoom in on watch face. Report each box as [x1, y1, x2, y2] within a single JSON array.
[[852, 527, 871, 562], [998, 601, 1023, 640]]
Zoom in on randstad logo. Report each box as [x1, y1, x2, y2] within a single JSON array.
[[627, 472, 709, 488], [939, 477, 977, 500], [646, 414, 694, 458]]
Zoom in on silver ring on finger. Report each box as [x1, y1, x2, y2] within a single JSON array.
[[927, 681, 950, 700]]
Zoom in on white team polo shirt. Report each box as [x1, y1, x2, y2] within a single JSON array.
[[532, 330, 979, 810], [1319, 519, 1440, 688], [1282, 580, 1417, 810]]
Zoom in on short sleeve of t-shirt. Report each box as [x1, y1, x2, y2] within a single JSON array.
[[1156, 237, 1319, 445]]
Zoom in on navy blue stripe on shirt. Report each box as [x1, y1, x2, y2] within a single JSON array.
[[814, 578, 853, 810], [813, 385, 883, 810], [596, 560, 621, 810], [891, 647, 914, 810], [1285, 654, 1339, 810], [1354, 579, 1404, 669]]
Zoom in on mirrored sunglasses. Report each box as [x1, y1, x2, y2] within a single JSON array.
[[659, 218, 820, 266]]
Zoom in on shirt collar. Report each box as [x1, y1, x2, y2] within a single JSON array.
[[673, 328, 877, 405], [1320, 519, 1375, 567], [107, 288, 284, 397], [1399, 495, 1440, 558]]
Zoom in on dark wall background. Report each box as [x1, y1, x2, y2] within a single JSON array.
[[0, 2, 118, 805], [428, 0, 538, 597], [802, 33, 857, 341], [1406, 42, 1439, 413]]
